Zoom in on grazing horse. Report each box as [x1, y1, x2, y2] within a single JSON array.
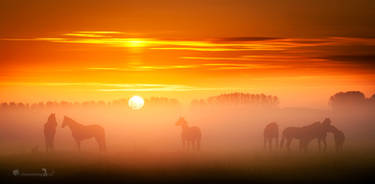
[[44, 113, 57, 152], [176, 117, 202, 151], [62, 116, 106, 152], [264, 122, 279, 151], [328, 126, 345, 152], [280, 118, 332, 152]]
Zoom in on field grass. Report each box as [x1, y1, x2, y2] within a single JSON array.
[[1, 150, 375, 183]]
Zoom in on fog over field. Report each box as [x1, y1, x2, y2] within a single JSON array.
[[1, 91, 375, 183], [1, 91, 374, 154]]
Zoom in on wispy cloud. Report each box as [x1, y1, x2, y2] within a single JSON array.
[[87, 65, 198, 72], [3, 31, 375, 72], [0, 82, 220, 92], [202, 63, 286, 70], [6, 31, 370, 52]]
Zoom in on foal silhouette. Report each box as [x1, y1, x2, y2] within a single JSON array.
[[264, 122, 279, 151], [44, 113, 57, 152], [176, 117, 201, 151], [281, 118, 333, 152], [328, 125, 345, 152], [62, 116, 106, 152]]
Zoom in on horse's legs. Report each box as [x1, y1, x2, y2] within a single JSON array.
[[275, 136, 279, 149], [299, 140, 304, 152], [322, 138, 327, 152], [303, 141, 308, 152], [75, 139, 81, 152], [95, 136, 105, 152], [187, 141, 191, 151], [269, 138, 273, 151], [280, 137, 285, 150], [318, 138, 322, 152], [45, 137, 49, 152], [191, 140, 197, 151], [197, 140, 201, 151], [182, 139, 186, 150], [286, 138, 292, 152], [264, 136, 268, 151], [336, 143, 343, 152], [50, 136, 55, 152]]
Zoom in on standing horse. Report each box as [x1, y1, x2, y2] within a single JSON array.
[[62, 116, 106, 152], [264, 122, 279, 151], [280, 118, 332, 152], [176, 117, 202, 151], [328, 125, 345, 152], [44, 113, 57, 152]]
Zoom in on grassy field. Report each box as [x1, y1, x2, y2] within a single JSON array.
[[1, 151, 374, 184]]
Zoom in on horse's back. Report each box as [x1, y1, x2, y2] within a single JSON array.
[[86, 124, 105, 134], [183, 126, 201, 140], [282, 127, 301, 138], [72, 124, 105, 139]]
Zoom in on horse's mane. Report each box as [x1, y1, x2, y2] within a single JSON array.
[[64, 116, 83, 126]]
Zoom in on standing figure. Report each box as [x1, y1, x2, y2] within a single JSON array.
[[263, 122, 279, 151], [176, 117, 202, 151], [44, 113, 57, 152]]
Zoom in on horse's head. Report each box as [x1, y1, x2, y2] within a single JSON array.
[[47, 113, 57, 126], [62, 116, 69, 128], [326, 124, 339, 134], [176, 117, 187, 126], [322, 118, 332, 126]]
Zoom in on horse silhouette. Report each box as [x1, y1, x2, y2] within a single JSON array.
[[62, 116, 106, 152], [44, 113, 57, 152], [328, 125, 345, 152], [176, 117, 201, 151], [264, 122, 279, 151], [280, 118, 333, 152]]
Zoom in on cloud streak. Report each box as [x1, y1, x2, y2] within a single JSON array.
[[6, 32, 373, 52], [2, 31, 375, 72], [0, 82, 220, 92]]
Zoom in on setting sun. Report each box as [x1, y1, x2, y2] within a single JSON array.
[[128, 96, 144, 110]]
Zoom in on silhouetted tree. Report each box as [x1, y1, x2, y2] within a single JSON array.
[[329, 91, 370, 112], [191, 92, 279, 107]]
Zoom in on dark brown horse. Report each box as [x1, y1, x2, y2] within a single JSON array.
[[44, 113, 57, 152], [176, 117, 201, 151], [62, 116, 106, 152], [328, 125, 345, 152], [264, 122, 279, 151], [280, 118, 333, 152]]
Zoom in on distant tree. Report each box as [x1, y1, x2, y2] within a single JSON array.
[[370, 94, 375, 103], [1, 102, 8, 109], [329, 91, 367, 110], [191, 92, 279, 107]]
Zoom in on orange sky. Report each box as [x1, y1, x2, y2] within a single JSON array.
[[0, 0, 375, 108]]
